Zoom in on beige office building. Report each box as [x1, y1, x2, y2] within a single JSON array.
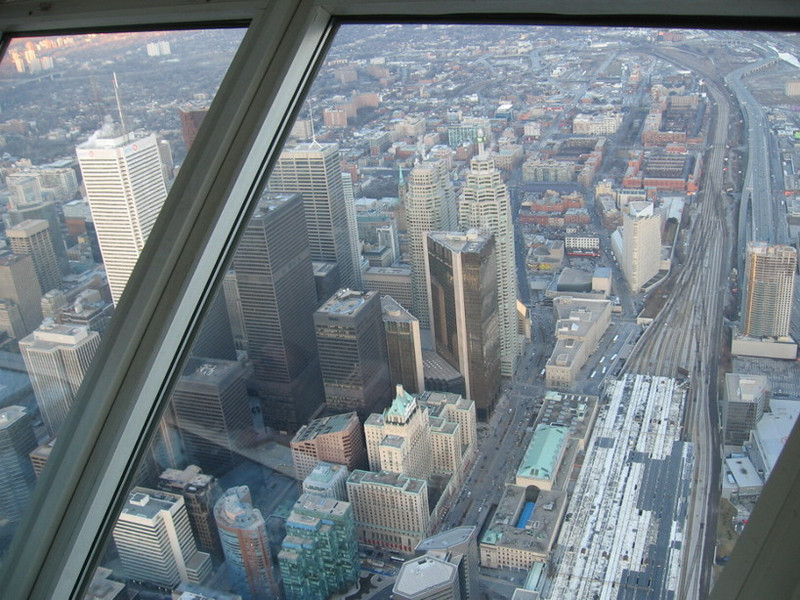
[[622, 201, 661, 292], [290, 412, 367, 481]]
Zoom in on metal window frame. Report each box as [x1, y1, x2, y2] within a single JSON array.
[[1, 1, 800, 598]]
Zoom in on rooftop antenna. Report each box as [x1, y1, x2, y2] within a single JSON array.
[[307, 99, 321, 148], [113, 72, 130, 136]]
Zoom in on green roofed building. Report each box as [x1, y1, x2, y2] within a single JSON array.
[[515, 424, 569, 491]]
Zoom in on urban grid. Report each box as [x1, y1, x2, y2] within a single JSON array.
[[0, 23, 799, 600]]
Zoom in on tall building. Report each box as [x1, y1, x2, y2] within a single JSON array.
[[222, 270, 247, 349], [76, 119, 168, 305], [364, 385, 433, 481], [214, 486, 279, 600], [424, 232, 500, 419], [393, 555, 461, 600], [268, 142, 359, 289], [112, 487, 212, 588], [278, 493, 360, 600], [403, 159, 457, 327], [19, 323, 101, 437], [302, 461, 350, 501], [458, 153, 521, 376], [178, 106, 209, 150], [314, 289, 391, 416], [382, 296, 425, 394], [346, 470, 430, 553], [724, 374, 770, 446], [6, 219, 61, 294], [169, 357, 253, 476], [622, 201, 661, 292], [0, 253, 43, 338], [157, 465, 223, 558], [232, 193, 324, 431], [189, 292, 237, 362], [742, 242, 797, 338], [0, 406, 38, 524], [414, 526, 480, 600], [290, 412, 367, 482], [364, 266, 413, 312]]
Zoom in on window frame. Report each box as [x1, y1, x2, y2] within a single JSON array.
[[0, 1, 799, 599]]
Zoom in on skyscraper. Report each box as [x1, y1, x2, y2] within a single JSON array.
[[112, 487, 212, 588], [6, 219, 61, 293], [314, 289, 391, 416], [158, 465, 223, 558], [232, 193, 324, 431], [76, 119, 167, 305], [19, 322, 101, 437], [622, 201, 661, 292], [214, 486, 279, 600], [0, 406, 38, 524], [0, 253, 43, 338], [278, 493, 360, 600], [459, 154, 521, 376], [403, 159, 457, 327], [269, 142, 360, 290], [424, 232, 500, 419], [169, 357, 253, 476], [382, 295, 425, 394], [742, 242, 797, 338], [290, 412, 367, 482]]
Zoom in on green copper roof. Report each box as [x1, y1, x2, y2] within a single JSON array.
[[385, 384, 417, 421], [516, 424, 568, 482]]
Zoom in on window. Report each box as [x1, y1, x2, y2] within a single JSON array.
[[1, 3, 800, 600]]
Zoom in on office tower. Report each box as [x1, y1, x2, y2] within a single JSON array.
[[8, 203, 68, 275], [290, 412, 367, 482], [76, 119, 168, 305], [415, 527, 480, 600], [622, 201, 661, 292], [269, 142, 359, 289], [382, 296, 425, 394], [0, 253, 43, 338], [364, 385, 433, 480], [279, 493, 360, 600], [214, 486, 279, 600], [742, 242, 797, 338], [341, 172, 364, 288], [29, 439, 55, 478], [20, 323, 101, 437], [364, 266, 413, 312], [6, 219, 61, 294], [314, 289, 391, 416], [418, 391, 477, 461], [313, 261, 340, 305], [346, 470, 430, 553], [724, 374, 770, 446], [376, 223, 400, 265], [403, 159, 457, 327], [179, 106, 209, 151], [424, 232, 501, 419], [393, 555, 461, 600], [113, 487, 212, 588], [222, 270, 247, 349], [190, 292, 237, 362], [459, 154, 521, 376], [0, 406, 38, 523], [302, 461, 349, 500], [233, 193, 324, 431], [158, 465, 223, 558], [169, 357, 252, 476]]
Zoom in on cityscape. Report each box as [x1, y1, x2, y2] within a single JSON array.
[[0, 23, 799, 600]]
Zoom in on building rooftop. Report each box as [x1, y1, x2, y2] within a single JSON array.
[[416, 526, 475, 552], [381, 296, 416, 323], [294, 492, 351, 518], [318, 288, 376, 316], [394, 555, 457, 597], [121, 488, 180, 520], [305, 461, 348, 485], [725, 373, 769, 404], [348, 470, 426, 494], [427, 230, 491, 254], [725, 456, 763, 489], [367, 266, 412, 276], [516, 424, 568, 484], [385, 384, 417, 422], [292, 412, 359, 443], [754, 399, 800, 476]]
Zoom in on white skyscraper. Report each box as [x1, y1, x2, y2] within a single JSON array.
[[404, 159, 457, 327], [113, 487, 212, 588], [459, 153, 521, 376], [622, 201, 661, 292], [20, 322, 101, 437], [76, 119, 167, 305]]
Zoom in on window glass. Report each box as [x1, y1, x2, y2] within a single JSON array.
[[0, 28, 245, 563], [78, 23, 800, 599]]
